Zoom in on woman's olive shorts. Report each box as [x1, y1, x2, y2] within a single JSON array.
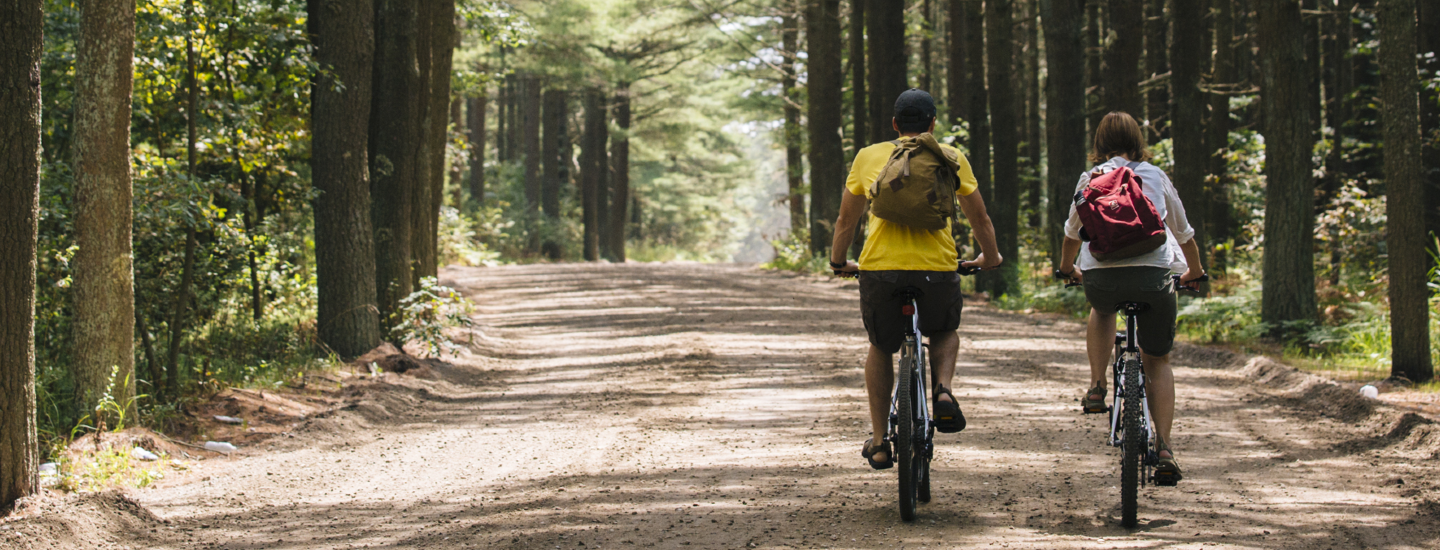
[[1082, 266, 1177, 357], [859, 270, 963, 354]]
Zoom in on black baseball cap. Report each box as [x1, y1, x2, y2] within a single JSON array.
[[894, 88, 936, 123]]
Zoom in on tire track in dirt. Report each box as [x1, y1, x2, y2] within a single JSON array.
[[25, 262, 1435, 549]]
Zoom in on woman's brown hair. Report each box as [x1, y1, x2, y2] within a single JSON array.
[[1090, 111, 1151, 163]]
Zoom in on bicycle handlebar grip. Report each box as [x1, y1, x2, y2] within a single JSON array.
[[956, 262, 981, 276]]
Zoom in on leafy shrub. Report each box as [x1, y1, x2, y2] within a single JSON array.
[[762, 228, 828, 274], [390, 277, 475, 358]]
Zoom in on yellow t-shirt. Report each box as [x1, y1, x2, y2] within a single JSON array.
[[845, 139, 979, 272]]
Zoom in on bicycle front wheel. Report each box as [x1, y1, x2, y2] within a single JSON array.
[[1120, 358, 1143, 528], [896, 343, 919, 522]]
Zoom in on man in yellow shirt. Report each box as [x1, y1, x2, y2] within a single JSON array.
[[830, 89, 1002, 469]]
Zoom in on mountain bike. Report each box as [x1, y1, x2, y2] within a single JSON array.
[[835, 262, 981, 521], [1054, 270, 1206, 528]]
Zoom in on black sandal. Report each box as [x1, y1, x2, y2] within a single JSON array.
[[1081, 383, 1108, 414], [862, 438, 894, 470], [933, 384, 966, 433]]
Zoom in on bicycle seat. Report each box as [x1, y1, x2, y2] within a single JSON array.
[[1115, 301, 1150, 315], [892, 286, 925, 301]]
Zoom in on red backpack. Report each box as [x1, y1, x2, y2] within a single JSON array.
[[1073, 161, 1167, 261]]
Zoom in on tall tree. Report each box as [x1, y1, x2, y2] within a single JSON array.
[[1144, 0, 1168, 137], [850, 0, 867, 151], [449, 98, 464, 207], [1042, 0, 1086, 267], [581, 88, 605, 261], [782, 10, 805, 232], [309, 0, 381, 359], [541, 88, 567, 259], [0, 0, 42, 511], [808, 0, 846, 254], [72, 0, 136, 417], [1302, 0, 1321, 142], [1023, 0, 1041, 227], [1378, 0, 1431, 382], [1105, 0, 1144, 116], [1257, 0, 1316, 330], [1208, 0, 1237, 272], [867, 0, 907, 144], [1418, 0, 1439, 251], [986, 0, 1019, 296], [920, 0, 934, 91], [609, 85, 632, 261], [467, 90, 487, 204], [946, 0, 967, 125], [369, 0, 421, 327], [522, 76, 542, 212], [964, 0, 990, 202], [1085, 0, 1104, 139], [416, 0, 455, 279], [1170, 0, 1208, 265], [410, 0, 434, 280]]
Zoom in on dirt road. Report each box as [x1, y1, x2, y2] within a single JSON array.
[[8, 263, 1440, 549]]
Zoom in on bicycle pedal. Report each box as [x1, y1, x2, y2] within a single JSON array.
[[1152, 473, 1181, 487], [1081, 406, 1110, 414]]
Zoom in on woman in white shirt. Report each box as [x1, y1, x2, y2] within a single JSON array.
[[1057, 112, 1206, 483]]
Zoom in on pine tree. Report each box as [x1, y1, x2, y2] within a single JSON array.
[[1170, 0, 1208, 265], [370, 0, 421, 327], [1042, 0, 1086, 267], [808, 0, 846, 254], [986, 0, 1020, 297]]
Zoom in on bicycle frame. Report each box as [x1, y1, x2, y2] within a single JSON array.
[[1109, 307, 1157, 482], [888, 297, 932, 452]]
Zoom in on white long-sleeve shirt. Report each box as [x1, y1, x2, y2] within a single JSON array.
[[1063, 156, 1196, 272]]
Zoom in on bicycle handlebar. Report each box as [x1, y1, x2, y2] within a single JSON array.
[[833, 260, 989, 278], [1053, 269, 1209, 292]]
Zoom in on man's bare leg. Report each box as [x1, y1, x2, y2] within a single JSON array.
[[865, 344, 894, 461], [1086, 309, 1116, 390], [928, 330, 958, 403], [1141, 351, 1175, 459]]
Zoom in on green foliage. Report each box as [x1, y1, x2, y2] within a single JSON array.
[[761, 228, 827, 274], [390, 277, 476, 358]]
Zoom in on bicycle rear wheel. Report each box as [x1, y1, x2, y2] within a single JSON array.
[[896, 342, 919, 521], [1120, 358, 1143, 528]]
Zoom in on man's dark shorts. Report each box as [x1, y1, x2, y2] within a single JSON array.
[[859, 270, 963, 354], [1081, 266, 1177, 356]]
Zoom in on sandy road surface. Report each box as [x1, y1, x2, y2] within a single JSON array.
[[9, 263, 1440, 549]]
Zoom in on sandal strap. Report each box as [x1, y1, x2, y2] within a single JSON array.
[[862, 438, 891, 458]]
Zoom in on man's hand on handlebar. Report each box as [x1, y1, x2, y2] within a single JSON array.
[[831, 259, 859, 278], [959, 252, 1003, 274]]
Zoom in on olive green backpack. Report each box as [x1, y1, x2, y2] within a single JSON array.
[[867, 133, 962, 231]]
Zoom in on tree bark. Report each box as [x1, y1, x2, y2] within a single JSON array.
[[467, 92, 487, 205], [1209, 0, 1236, 273], [309, 0, 380, 359], [449, 98, 464, 208], [808, 0, 846, 254], [1257, 0, 1316, 330], [850, 0, 868, 151], [986, 0, 1019, 297], [1170, 0, 1208, 266], [1378, 0, 1431, 382], [964, 0, 990, 200], [369, 0, 420, 328], [1105, 0, 1144, 117], [581, 89, 604, 261], [542, 88, 566, 259], [946, 0, 967, 125], [1023, 0, 1041, 227], [1144, 0, 1169, 137], [783, 11, 805, 233], [497, 61, 509, 162], [609, 85, 632, 261], [522, 76, 541, 214], [420, 0, 454, 276], [72, 0, 136, 417], [920, 0, 934, 92], [1042, 0, 1086, 268], [1302, 0, 1321, 143], [1418, 0, 1439, 254], [1085, 0, 1104, 141], [409, 0, 436, 281], [0, 0, 42, 510], [867, 0, 907, 144]]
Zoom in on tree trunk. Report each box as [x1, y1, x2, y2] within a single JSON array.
[[920, 0, 934, 91], [1170, 0, 1208, 266], [369, 0, 420, 327], [467, 92, 487, 205], [809, 0, 846, 254], [964, 0, 990, 200], [783, 11, 806, 234], [1085, 0, 1104, 140], [426, 0, 455, 273], [1105, 0, 1144, 117], [72, 0, 136, 417], [497, 62, 508, 162], [309, 0, 380, 359], [867, 0, 907, 143], [449, 98, 463, 207], [409, 0, 443, 281], [1209, 0, 1236, 273], [1144, 0, 1169, 137], [522, 76, 541, 214], [947, 0, 967, 125], [581, 89, 604, 261], [0, 0, 42, 510], [1024, 0, 1041, 228], [1302, 0, 1321, 143], [850, 0, 868, 151], [1418, 0, 1439, 254], [609, 85, 632, 261], [1042, 0, 1086, 268], [986, 0, 1019, 297], [1257, 0, 1316, 331], [1379, 0, 1431, 382], [541, 88, 566, 259], [164, 229, 196, 399]]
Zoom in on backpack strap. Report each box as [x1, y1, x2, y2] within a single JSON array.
[[1124, 160, 1142, 170]]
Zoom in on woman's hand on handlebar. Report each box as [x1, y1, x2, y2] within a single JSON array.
[[832, 260, 859, 278], [1176, 269, 1209, 292], [1055, 265, 1083, 285]]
